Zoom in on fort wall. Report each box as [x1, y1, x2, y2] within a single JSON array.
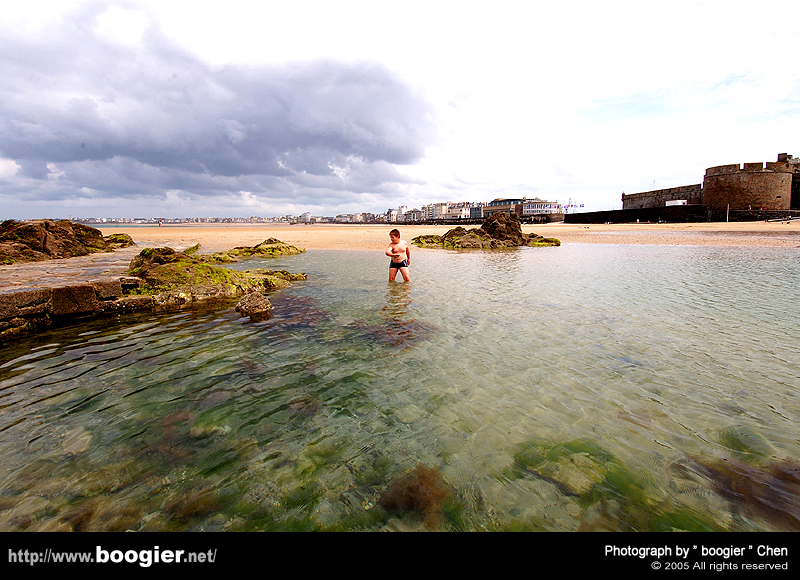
[[703, 161, 797, 211], [622, 184, 702, 210], [618, 154, 799, 215]]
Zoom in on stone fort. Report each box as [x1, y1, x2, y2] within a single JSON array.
[[622, 153, 800, 212]]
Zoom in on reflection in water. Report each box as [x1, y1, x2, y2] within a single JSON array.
[[380, 282, 420, 347], [346, 282, 436, 348], [0, 246, 798, 531]]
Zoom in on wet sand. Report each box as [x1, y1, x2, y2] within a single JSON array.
[[98, 221, 800, 252]]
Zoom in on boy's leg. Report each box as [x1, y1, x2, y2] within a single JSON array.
[[389, 267, 398, 281], [398, 267, 410, 282]]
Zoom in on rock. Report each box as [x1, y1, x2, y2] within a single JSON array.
[[536, 452, 608, 496], [103, 232, 136, 249], [412, 213, 560, 248], [90, 277, 123, 300], [199, 238, 305, 263], [0, 237, 305, 339], [127, 245, 306, 306], [512, 437, 617, 498], [235, 292, 273, 321], [0, 219, 134, 264], [51, 283, 100, 317], [673, 456, 800, 529]]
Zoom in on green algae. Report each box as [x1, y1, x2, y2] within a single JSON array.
[[199, 238, 305, 263], [715, 425, 773, 463], [508, 436, 662, 530], [649, 508, 727, 532], [126, 243, 307, 304]]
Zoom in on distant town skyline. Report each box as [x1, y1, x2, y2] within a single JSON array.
[[69, 193, 576, 224]]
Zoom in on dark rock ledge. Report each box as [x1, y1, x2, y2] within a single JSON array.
[[0, 218, 135, 264], [0, 235, 307, 341]]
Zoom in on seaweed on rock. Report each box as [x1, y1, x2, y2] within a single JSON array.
[[378, 465, 451, 528]]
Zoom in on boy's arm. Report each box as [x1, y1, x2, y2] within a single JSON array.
[[405, 244, 411, 263]]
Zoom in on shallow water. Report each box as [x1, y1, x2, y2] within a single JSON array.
[[1, 244, 798, 531]]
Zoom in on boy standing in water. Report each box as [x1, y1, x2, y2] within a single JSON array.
[[386, 229, 411, 282]]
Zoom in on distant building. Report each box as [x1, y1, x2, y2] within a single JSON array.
[[522, 198, 562, 216], [483, 198, 525, 218], [405, 208, 424, 222], [442, 202, 472, 220]]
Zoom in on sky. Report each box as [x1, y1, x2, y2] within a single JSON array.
[[1, 0, 799, 219]]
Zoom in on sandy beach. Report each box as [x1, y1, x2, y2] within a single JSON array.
[[98, 221, 800, 252]]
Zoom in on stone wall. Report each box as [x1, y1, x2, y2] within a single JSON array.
[[565, 206, 800, 224], [622, 184, 702, 210], [0, 276, 150, 339], [565, 205, 710, 224]]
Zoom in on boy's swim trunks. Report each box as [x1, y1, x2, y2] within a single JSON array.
[[389, 259, 408, 269]]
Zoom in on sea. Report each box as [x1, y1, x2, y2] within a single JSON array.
[[0, 242, 798, 532]]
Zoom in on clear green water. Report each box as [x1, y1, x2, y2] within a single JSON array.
[[1, 244, 798, 531]]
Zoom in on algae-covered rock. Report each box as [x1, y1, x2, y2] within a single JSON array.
[[412, 213, 560, 249], [670, 455, 800, 530], [200, 238, 305, 263], [235, 292, 273, 321], [510, 437, 654, 508], [512, 437, 615, 497], [103, 233, 136, 249], [715, 425, 774, 462], [127, 245, 306, 306], [0, 219, 135, 264]]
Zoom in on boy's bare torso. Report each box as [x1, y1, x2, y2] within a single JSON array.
[[388, 239, 409, 262]]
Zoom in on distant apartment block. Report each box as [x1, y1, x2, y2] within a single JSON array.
[[484, 198, 563, 219]]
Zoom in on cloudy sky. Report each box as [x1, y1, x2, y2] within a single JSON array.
[[2, 1, 799, 219]]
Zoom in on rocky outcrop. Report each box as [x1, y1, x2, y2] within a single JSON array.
[[412, 212, 561, 249], [0, 240, 307, 339], [189, 238, 305, 263], [126, 244, 306, 308], [0, 219, 134, 264]]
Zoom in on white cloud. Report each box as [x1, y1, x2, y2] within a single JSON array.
[[0, 159, 21, 180], [95, 5, 148, 45]]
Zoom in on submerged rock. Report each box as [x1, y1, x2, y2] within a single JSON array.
[[513, 437, 617, 497], [412, 213, 560, 249], [0, 219, 134, 264], [235, 292, 273, 321], [670, 455, 800, 530], [61, 427, 93, 455]]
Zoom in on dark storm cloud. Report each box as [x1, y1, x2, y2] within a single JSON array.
[[0, 6, 436, 214]]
